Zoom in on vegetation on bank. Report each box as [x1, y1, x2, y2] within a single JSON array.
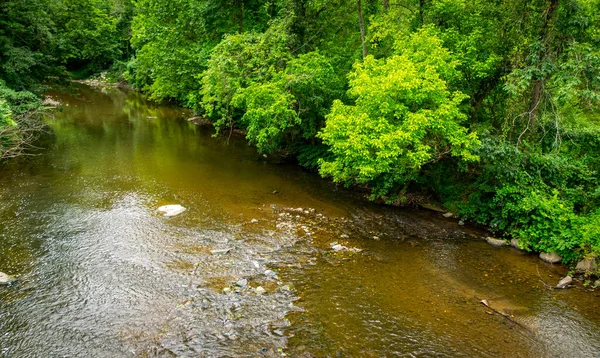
[[1, 0, 599, 267]]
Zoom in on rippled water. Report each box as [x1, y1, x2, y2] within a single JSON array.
[[1, 84, 599, 357]]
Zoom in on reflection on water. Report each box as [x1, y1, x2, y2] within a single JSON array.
[[0, 84, 599, 357]]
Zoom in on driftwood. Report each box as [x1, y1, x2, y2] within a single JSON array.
[[480, 299, 528, 330]]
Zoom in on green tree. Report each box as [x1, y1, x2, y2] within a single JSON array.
[[318, 29, 479, 200]]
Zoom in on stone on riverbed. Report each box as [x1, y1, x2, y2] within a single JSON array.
[[264, 270, 277, 279], [556, 276, 573, 289], [485, 237, 508, 247], [0, 272, 17, 286], [540, 252, 562, 264], [157, 204, 186, 217], [235, 279, 248, 288], [255, 286, 266, 295], [510, 238, 520, 249], [211, 248, 232, 255]]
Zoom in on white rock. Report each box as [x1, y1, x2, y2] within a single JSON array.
[[510, 238, 520, 249], [255, 286, 266, 295], [0, 272, 16, 286], [157, 204, 186, 217], [331, 244, 345, 251], [485, 237, 507, 247], [556, 276, 573, 289], [540, 252, 562, 264], [211, 248, 232, 255]]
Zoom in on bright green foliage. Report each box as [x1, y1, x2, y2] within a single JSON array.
[[131, 0, 273, 102], [55, 0, 120, 71], [199, 23, 292, 132], [0, 97, 15, 128], [231, 51, 342, 154], [233, 82, 298, 153], [319, 29, 479, 199]]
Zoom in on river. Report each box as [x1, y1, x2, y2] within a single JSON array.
[[1, 84, 599, 357]]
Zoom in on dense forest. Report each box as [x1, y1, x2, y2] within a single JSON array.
[[1, 0, 599, 267]]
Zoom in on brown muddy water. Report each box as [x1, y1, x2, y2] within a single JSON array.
[[0, 84, 599, 357]]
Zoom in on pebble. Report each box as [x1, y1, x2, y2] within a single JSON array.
[[235, 279, 248, 288], [255, 286, 266, 295], [250, 219, 259, 224], [264, 270, 277, 279]]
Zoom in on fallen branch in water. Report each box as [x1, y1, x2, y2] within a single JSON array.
[[480, 299, 528, 330]]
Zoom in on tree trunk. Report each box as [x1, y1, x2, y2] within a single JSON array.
[[419, 0, 425, 26], [527, 0, 559, 126], [383, 0, 389, 11], [358, 0, 367, 59]]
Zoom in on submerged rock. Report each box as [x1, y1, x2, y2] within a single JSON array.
[[556, 276, 573, 289], [157, 204, 186, 217], [264, 270, 277, 279], [575, 258, 597, 272], [486, 237, 508, 247], [331, 244, 345, 252], [540, 252, 562, 264], [0, 272, 17, 286]]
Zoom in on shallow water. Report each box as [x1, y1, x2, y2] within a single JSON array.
[[1, 85, 599, 357]]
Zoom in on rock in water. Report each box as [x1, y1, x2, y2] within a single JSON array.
[[235, 279, 248, 288], [556, 276, 573, 289], [510, 238, 520, 249], [485, 237, 508, 247], [0, 272, 16, 286], [255, 286, 266, 295], [540, 252, 562, 264], [211, 248, 232, 255], [157, 204, 186, 217]]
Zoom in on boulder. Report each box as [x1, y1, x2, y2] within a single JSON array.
[[157, 204, 186, 217], [510, 238, 520, 249], [556, 276, 573, 289], [0, 272, 16, 286], [485, 237, 507, 247], [575, 258, 597, 272], [540, 252, 562, 264]]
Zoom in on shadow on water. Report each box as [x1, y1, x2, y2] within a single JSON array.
[[1, 84, 599, 357]]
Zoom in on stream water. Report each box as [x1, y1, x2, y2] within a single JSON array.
[[1, 84, 599, 357]]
